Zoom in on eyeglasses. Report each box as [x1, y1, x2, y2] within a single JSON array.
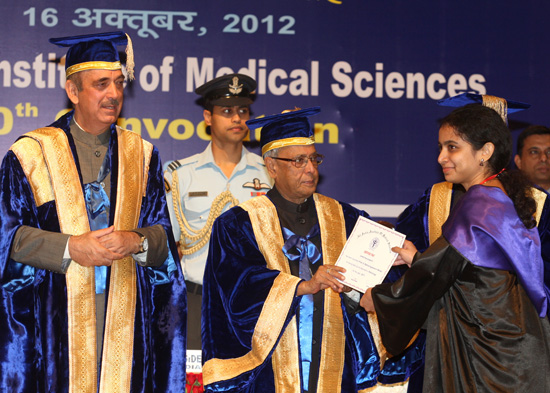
[[270, 153, 324, 168]]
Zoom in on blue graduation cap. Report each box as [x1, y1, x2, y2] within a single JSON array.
[[246, 107, 321, 156], [438, 93, 530, 124], [49, 31, 134, 80]]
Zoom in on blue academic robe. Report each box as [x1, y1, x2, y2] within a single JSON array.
[[0, 111, 187, 392], [202, 195, 422, 392]]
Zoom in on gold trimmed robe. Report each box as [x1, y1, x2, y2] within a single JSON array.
[[202, 193, 416, 392], [0, 111, 186, 393]]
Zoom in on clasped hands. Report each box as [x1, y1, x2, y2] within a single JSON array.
[[68, 225, 141, 267]]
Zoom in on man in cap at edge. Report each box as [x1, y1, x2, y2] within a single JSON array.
[[0, 31, 186, 392], [163, 73, 272, 356], [201, 107, 421, 392], [392, 93, 550, 392]]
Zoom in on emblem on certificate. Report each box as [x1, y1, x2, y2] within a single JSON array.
[[335, 216, 405, 293]]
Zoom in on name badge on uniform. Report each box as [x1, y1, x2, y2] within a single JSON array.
[[189, 191, 208, 197]]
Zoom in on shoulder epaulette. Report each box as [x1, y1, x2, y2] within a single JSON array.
[[166, 160, 182, 173]]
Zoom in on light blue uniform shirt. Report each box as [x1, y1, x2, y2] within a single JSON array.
[[164, 142, 272, 284]]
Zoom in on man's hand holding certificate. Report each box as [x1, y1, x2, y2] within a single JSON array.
[[335, 217, 405, 293]]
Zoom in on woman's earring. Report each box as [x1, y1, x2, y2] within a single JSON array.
[[480, 158, 485, 167]]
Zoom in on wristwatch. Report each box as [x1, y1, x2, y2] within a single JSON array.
[[138, 235, 148, 253]]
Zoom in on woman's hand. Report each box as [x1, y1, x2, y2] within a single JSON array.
[[360, 288, 375, 312], [391, 239, 417, 267]]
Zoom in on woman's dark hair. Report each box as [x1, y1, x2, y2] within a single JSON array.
[[440, 104, 536, 229]]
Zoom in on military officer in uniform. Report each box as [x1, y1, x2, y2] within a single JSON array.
[[163, 73, 273, 353]]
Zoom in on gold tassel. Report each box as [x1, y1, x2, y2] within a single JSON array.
[[125, 33, 135, 81], [281, 107, 302, 113], [482, 95, 508, 124]]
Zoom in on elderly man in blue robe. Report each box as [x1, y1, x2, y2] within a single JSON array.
[[201, 107, 421, 392], [0, 31, 186, 392]]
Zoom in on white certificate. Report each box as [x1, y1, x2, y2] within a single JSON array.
[[335, 216, 405, 293]]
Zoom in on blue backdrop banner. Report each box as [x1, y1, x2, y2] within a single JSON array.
[[1, 0, 547, 219]]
